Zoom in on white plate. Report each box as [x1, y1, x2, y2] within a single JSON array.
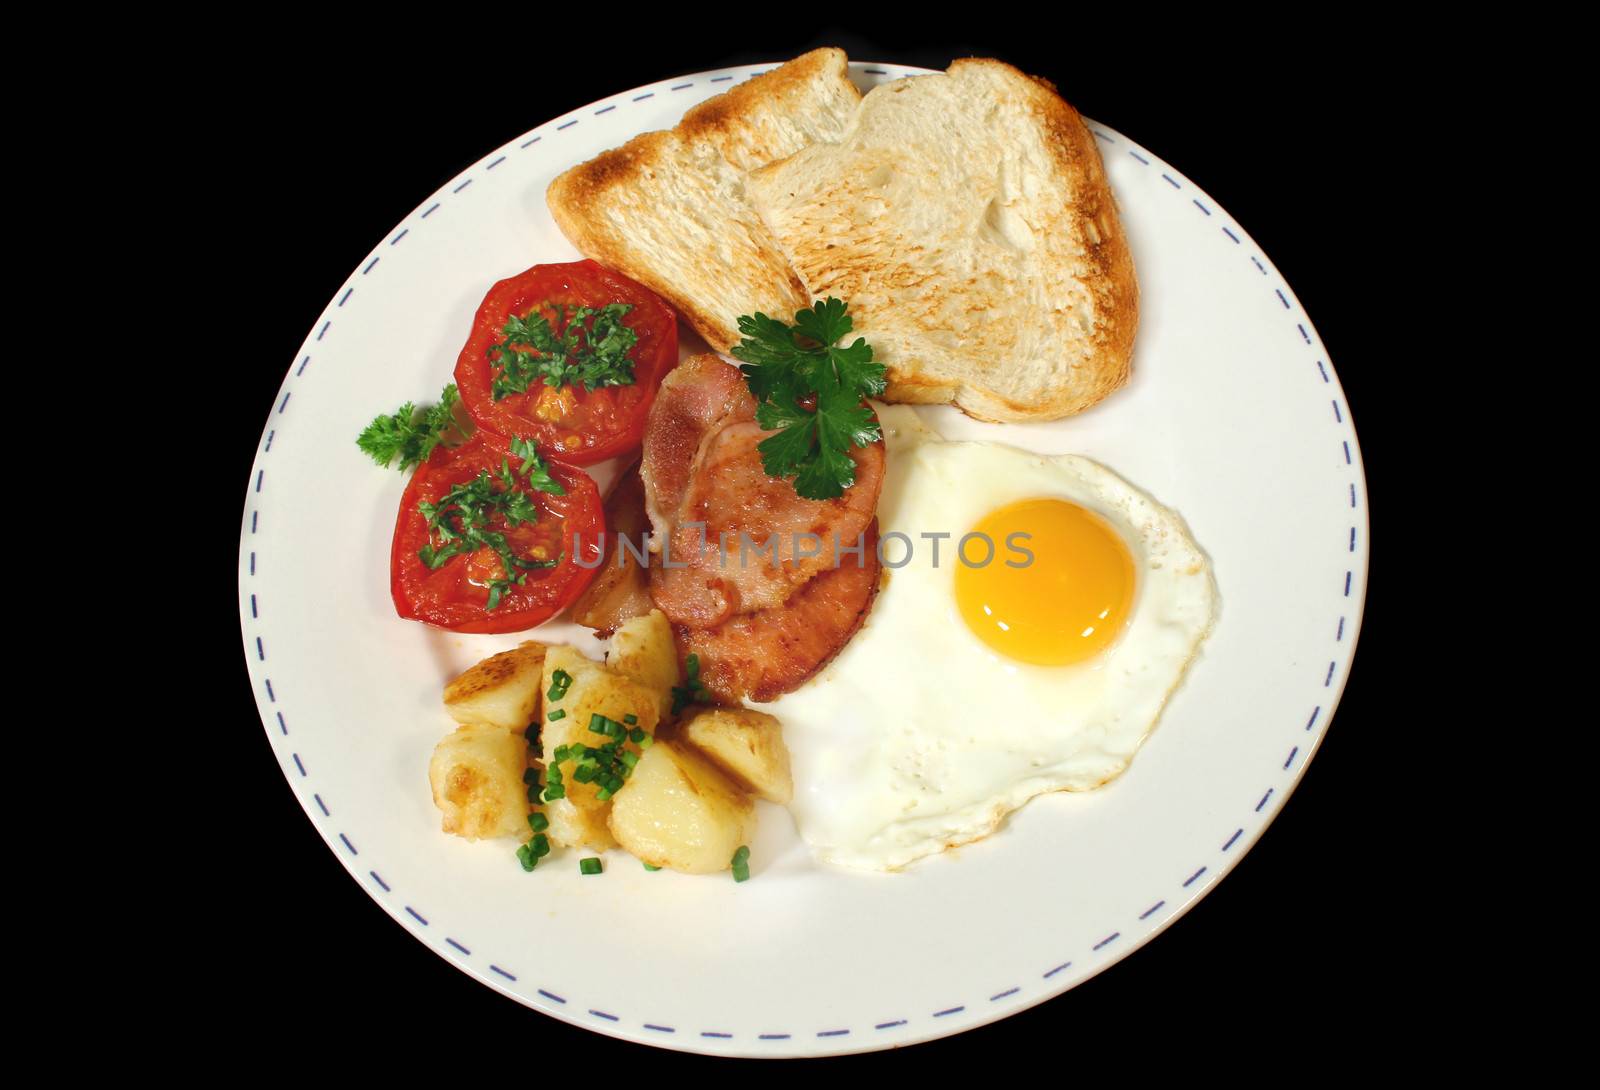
[[237, 60, 1367, 1057]]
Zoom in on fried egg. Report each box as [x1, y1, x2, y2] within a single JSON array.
[[766, 408, 1219, 870]]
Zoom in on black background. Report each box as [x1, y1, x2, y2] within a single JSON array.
[[218, 22, 1419, 1067]]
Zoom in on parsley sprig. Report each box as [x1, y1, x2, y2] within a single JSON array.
[[416, 437, 566, 610], [489, 303, 639, 400], [356, 384, 465, 471], [731, 298, 886, 500]]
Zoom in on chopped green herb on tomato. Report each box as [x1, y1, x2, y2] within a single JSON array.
[[390, 431, 603, 633], [454, 261, 678, 466], [489, 303, 639, 399], [415, 439, 569, 610]]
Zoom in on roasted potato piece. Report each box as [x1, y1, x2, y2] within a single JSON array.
[[608, 740, 754, 874], [539, 646, 663, 824], [681, 706, 793, 804], [443, 642, 548, 730], [607, 609, 678, 719], [543, 796, 619, 852], [571, 467, 653, 636], [429, 726, 530, 840]]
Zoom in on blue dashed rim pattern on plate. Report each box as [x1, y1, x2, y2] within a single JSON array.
[[238, 60, 1368, 1056]]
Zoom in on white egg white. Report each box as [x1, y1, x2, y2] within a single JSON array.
[[765, 410, 1219, 871]]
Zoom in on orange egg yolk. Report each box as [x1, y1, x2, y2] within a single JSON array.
[[954, 497, 1136, 666]]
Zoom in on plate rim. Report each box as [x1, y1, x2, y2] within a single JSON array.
[[237, 57, 1370, 1057]]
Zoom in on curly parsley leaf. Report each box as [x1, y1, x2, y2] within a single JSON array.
[[489, 303, 638, 399], [356, 385, 464, 471], [790, 297, 851, 356], [731, 313, 803, 398], [731, 299, 885, 501]]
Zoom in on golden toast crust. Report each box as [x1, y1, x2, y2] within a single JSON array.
[[549, 52, 1138, 423], [546, 49, 859, 352], [749, 57, 1139, 424], [964, 58, 1137, 422]]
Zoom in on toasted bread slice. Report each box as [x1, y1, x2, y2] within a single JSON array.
[[546, 48, 860, 352], [746, 59, 1138, 422]]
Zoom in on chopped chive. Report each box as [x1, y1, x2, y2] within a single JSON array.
[[638, 734, 654, 749], [628, 727, 646, 744], [528, 812, 549, 833], [532, 833, 550, 857], [731, 845, 751, 882], [623, 713, 638, 725], [643, 863, 661, 871], [547, 669, 572, 702], [516, 843, 537, 872], [541, 705, 638, 806], [547, 708, 566, 722], [526, 784, 540, 802], [524, 723, 539, 743], [522, 768, 540, 784], [579, 857, 602, 876], [670, 653, 711, 714], [588, 713, 623, 738]]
